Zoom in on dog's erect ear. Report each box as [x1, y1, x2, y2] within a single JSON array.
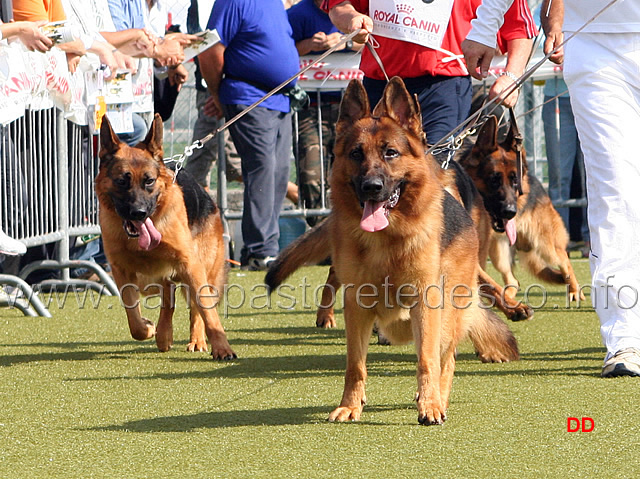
[[99, 115, 121, 158], [501, 115, 523, 153], [337, 80, 370, 134], [138, 113, 164, 162], [373, 77, 422, 138], [473, 115, 499, 154]]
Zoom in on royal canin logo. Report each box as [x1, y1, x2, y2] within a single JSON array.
[[396, 4, 414, 14], [372, 8, 441, 33]]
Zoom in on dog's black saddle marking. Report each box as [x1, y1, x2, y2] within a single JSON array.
[[166, 162, 217, 226], [441, 191, 474, 250]]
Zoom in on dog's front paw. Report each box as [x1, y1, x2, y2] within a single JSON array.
[[316, 309, 336, 328], [507, 303, 534, 321], [186, 340, 208, 352], [328, 405, 363, 422], [416, 394, 446, 425], [210, 343, 237, 361], [568, 289, 586, 303], [129, 318, 156, 341]]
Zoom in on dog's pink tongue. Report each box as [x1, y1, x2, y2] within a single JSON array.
[[136, 218, 162, 250], [505, 218, 517, 246], [360, 201, 388, 232]]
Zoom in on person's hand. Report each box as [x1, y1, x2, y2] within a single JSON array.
[[543, 31, 564, 65], [66, 52, 81, 73], [134, 28, 158, 57], [348, 13, 373, 44], [163, 32, 199, 47], [168, 63, 188, 92], [461, 39, 496, 80], [92, 41, 119, 80], [489, 74, 520, 108], [14, 21, 53, 52], [153, 37, 185, 67], [114, 50, 138, 74], [203, 93, 223, 119]]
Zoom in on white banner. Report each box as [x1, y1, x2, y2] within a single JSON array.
[[0, 40, 150, 128]]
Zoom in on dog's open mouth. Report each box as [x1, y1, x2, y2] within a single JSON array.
[[360, 187, 400, 232], [491, 216, 517, 246], [123, 218, 162, 251]]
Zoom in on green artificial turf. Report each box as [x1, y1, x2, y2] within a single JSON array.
[[1, 257, 638, 478]]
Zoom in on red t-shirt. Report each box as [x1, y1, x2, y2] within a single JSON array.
[[325, 0, 536, 79]]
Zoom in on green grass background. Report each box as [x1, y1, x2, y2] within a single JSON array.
[[1, 257, 638, 478]]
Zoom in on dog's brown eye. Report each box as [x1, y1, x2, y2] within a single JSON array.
[[349, 148, 363, 162], [145, 178, 156, 188], [490, 173, 502, 187], [114, 177, 128, 188], [384, 148, 399, 160]]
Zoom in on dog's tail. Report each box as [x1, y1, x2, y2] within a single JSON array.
[[468, 308, 520, 363], [265, 217, 332, 292]]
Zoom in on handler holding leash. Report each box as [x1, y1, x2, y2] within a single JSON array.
[[463, 0, 640, 378], [322, 0, 537, 144]]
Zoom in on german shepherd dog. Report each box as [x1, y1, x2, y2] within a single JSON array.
[[96, 114, 236, 360], [457, 115, 584, 303], [270, 78, 519, 424], [267, 125, 533, 325]]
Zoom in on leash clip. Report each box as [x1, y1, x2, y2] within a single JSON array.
[[166, 140, 204, 183]]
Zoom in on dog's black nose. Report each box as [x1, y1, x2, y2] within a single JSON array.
[[361, 177, 384, 194], [501, 203, 517, 220], [129, 208, 147, 221]]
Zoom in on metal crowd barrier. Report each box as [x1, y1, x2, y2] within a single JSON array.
[[1, 108, 119, 317]]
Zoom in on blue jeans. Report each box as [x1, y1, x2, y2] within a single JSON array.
[[542, 96, 589, 241], [117, 112, 148, 147]]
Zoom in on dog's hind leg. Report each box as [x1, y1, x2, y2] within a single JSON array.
[[523, 248, 585, 303], [317, 266, 340, 328], [155, 280, 176, 352], [111, 265, 156, 341]]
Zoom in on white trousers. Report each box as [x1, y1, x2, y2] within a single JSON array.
[[564, 32, 640, 360]]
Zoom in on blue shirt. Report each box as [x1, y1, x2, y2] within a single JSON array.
[[108, 0, 146, 30], [287, 0, 339, 55], [208, 0, 300, 113]]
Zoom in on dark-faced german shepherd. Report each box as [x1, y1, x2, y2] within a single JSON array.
[[96, 114, 236, 360], [457, 115, 584, 303], [270, 78, 518, 425]]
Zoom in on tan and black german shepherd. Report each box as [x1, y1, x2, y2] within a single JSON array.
[[96, 114, 236, 360], [457, 115, 584, 303], [269, 78, 518, 424]]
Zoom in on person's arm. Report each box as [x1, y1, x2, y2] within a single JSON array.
[[541, 0, 564, 64], [198, 42, 225, 119], [0, 20, 53, 52], [461, 0, 515, 79], [488, 37, 532, 108], [100, 29, 155, 57], [328, 1, 372, 44]]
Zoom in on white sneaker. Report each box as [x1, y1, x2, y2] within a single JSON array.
[[602, 348, 640, 378], [0, 230, 26, 256]]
